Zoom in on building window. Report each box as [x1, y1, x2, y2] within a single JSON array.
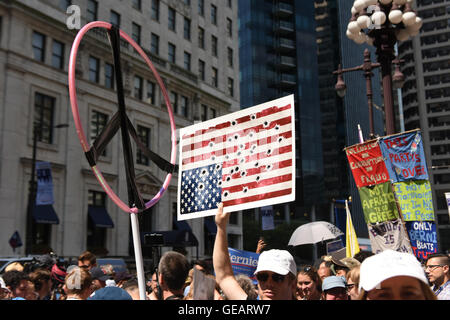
[[183, 0, 191, 6], [91, 110, 109, 156], [110, 10, 120, 28], [228, 0, 232, 8], [86, 0, 98, 22], [136, 125, 151, 165], [198, 0, 204, 16], [184, 51, 191, 71], [211, 4, 217, 25], [168, 42, 176, 63], [87, 190, 107, 251], [201, 104, 207, 121], [211, 35, 218, 57], [104, 63, 114, 89], [34, 92, 55, 144], [132, 0, 141, 10], [228, 77, 234, 97], [210, 107, 216, 119], [89, 56, 100, 83], [51, 40, 64, 69], [212, 67, 218, 87], [198, 27, 205, 49], [168, 7, 176, 31], [227, 18, 233, 38], [199, 59, 205, 81], [147, 81, 156, 105], [170, 91, 178, 114], [32, 31, 46, 62], [181, 96, 189, 118], [151, 33, 159, 55], [134, 75, 143, 100], [151, 0, 160, 21], [184, 17, 191, 40], [132, 22, 141, 45], [227, 47, 233, 67]]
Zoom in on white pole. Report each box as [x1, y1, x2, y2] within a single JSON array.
[[130, 212, 146, 300]]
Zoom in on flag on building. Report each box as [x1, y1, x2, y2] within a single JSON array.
[[345, 200, 360, 258], [177, 95, 296, 220]]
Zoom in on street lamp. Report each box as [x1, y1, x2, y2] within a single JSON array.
[[25, 123, 69, 255], [345, 0, 422, 135], [333, 49, 382, 139]]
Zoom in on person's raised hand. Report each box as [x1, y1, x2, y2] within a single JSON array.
[[215, 203, 230, 231]]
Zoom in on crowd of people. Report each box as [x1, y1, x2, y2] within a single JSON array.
[[0, 203, 449, 301]]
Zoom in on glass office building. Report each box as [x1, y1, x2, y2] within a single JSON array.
[[239, 0, 324, 220]]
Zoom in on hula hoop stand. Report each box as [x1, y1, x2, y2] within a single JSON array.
[[68, 22, 177, 300]]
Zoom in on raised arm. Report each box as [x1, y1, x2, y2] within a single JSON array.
[[212, 203, 247, 300]]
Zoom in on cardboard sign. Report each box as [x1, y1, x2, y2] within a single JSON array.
[[178, 95, 296, 220], [368, 219, 413, 255], [228, 247, 259, 282], [393, 180, 434, 221], [405, 221, 438, 260], [359, 182, 400, 224], [346, 140, 390, 188], [379, 131, 428, 182]]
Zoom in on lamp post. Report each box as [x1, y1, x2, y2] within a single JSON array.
[[345, 0, 422, 135], [333, 49, 382, 139], [25, 123, 69, 255]]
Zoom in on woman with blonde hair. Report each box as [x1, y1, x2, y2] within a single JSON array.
[[358, 250, 436, 300], [345, 265, 360, 300], [64, 266, 93, 300]]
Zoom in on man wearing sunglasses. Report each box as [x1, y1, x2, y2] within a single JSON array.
[[425, 253, 450, 300], [213, 203, 297, 300]]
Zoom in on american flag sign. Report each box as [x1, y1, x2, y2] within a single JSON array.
[[177, 95, 296, 220]]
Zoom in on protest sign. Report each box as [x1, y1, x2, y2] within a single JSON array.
[[368, 219, 413, 254], [178, 95, 295, 220], [36, 161, 54, 205], [405, 221, 438, 260], [393, 180, 434, 221], [379, 131, 428, 182], [359, 182, 400, 224], [228, 247, 259, 282], [345, 140, 390, 188], [445, 192, 450, 219]]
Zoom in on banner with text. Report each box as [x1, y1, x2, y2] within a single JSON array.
[[346, 140, 390, 188], [405, 221, 438, 260], [393, 180, 434, 221], [379, 131, 428, 182], [359, 182, 400, 224], [228, 247, 259, 282], [368, 219, 413, 254], [36, 161, 54, 206]]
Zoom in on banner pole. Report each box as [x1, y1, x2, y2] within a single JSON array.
[[130, 212, 147, 300]]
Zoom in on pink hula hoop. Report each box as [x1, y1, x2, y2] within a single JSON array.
[[68, 21, 177, 214]]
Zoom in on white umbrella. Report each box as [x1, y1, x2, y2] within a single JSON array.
[[288, 221, 344, 246]]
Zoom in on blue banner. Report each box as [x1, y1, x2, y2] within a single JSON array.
[[405, 221, 438, 260], [228, 247, 259, 283], [36, 161, 54, 205], [379, 131, 428, 182]]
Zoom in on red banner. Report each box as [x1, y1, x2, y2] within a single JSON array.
[[346, 140, 390, 188]]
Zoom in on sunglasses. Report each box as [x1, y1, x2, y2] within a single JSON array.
[[256, 272, 286, 283]]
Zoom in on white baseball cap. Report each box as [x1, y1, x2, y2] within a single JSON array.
[[359, 250, 428, 292], [254, 249, 297, 276]]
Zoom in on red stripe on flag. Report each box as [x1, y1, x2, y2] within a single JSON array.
[[222, 173, 292, 194], [182, 116, 292, 153], [222, 188, 292, 207], [181, 133, 293, 166], [228, 159, 293, 180], [181, 104, 292, 140]]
